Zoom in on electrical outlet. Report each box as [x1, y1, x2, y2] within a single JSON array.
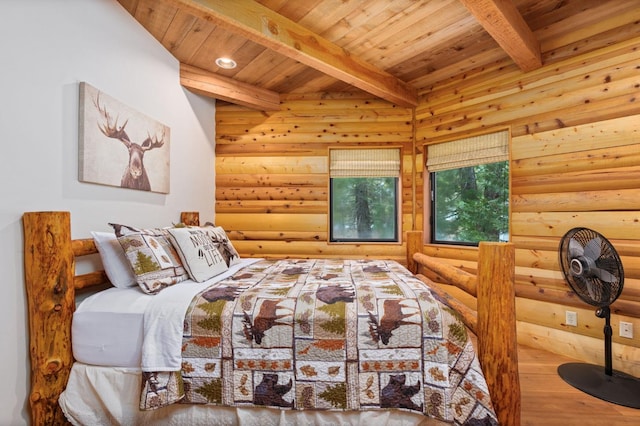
[[620, 321, 633, 339], [565, 311, 577, 327]]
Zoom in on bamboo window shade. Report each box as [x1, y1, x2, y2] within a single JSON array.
[[426, 130, 509, 172], [329, 148, 400, 177]]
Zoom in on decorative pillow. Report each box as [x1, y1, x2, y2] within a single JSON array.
[[203, 225, 241, 267], [167, 227, 229, 282], [91, 231, 137, 288], [109, 223, 189, 294]]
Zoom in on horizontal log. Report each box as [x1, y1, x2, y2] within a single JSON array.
[[71, 238, 97, 257], [413, 252, 477, 296], [218, 121, 412, 136], [216, 187, 328, 201], [509, 91, 640, 138], [216, 156, 327, 174], [511, 114, 640, 161], [511, 188, 640, 212], [216, 213, 327, 232], [511, 211, 640, 240], [216, 141, 409, 155], [232, 240, 405, 257], [516, 297, 640, 349], [215, 200, 327, 214], [215, 109, 412, 126], [216, 173, 327, 187], [74, 271, 109, 290], [421, 245, 481, 263], [512, 139, 640, 178], [511, 165, 640, 194], [278, 97, 413, 112], [512, 235, 640, 257], [217, 131, 413, 144], [227, 230, 325, 242]]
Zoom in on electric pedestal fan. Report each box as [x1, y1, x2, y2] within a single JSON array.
[[557, 227, 640, 408]]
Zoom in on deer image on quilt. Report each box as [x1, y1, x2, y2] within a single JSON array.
[[242, 299, 292, 345], [368, 299, 417, 345]]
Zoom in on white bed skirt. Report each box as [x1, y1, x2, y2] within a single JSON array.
[[59, 363, 447, 426]]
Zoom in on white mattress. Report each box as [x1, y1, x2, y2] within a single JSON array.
[[72, 258, 260, 368], [72, 286, 150, 367]]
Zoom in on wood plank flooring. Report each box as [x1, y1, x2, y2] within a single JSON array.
[[518, 345, 640, 425]]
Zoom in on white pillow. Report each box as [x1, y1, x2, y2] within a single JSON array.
[[91, 231, 137, 288], [167, 227, 229, 282]]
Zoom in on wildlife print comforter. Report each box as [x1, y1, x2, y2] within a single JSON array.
[[140, 259, 497, 425]]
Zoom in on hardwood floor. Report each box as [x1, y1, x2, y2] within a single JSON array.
[[518, 345, 640, 425]]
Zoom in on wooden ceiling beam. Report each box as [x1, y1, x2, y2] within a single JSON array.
[[458, 0, 542, 72], [171, 0, 418, 107], [180, 64, 281, 111]]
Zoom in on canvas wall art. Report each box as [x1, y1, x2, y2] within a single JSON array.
[[78, 82, 170, 193]]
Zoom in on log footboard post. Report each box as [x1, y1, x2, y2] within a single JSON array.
[[23, 211, 74, 426], [405, 230, 423, 273], [477, 242, 520, 426]]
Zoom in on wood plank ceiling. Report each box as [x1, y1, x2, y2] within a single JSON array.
[[116, 0, 640, 110]]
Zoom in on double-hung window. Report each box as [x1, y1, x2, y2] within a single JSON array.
[[329, 148, 400, 243], [427, 131, 509, 245]]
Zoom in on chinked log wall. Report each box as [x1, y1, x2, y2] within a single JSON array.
[[215, 94, 417, 264], [216, 35, 640, 374], [416, 34, 640, 375]]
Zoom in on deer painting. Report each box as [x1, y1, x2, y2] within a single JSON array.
[[92, 92, 165, 191]]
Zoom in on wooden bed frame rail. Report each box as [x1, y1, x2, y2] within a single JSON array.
[[406, 231, 521, 426], [22, 212, 518, 426]]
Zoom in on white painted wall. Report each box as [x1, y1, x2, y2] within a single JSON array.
[[0, 1, 217, 424]]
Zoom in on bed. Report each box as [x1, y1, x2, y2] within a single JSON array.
[[23, 211, 520, 425]]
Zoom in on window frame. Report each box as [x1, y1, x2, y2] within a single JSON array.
[[425, 130, 511, 246], [328, 147, 402, 244], [429, 161, 510, 246]]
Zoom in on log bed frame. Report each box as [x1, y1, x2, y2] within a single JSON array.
[[23, 211, 520, 426]]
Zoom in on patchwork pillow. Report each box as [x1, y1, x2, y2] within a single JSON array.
[[109, 223, 189, 294], [91, 231, 137, 288], [167, 227, 229, 282]]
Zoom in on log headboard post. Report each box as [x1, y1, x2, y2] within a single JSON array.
[[477, 242, 521, 426], [180, 211, 200, 226], [23, 211, 74, 426]]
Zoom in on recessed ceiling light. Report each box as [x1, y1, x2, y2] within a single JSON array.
[[215, 57, 237, 69]]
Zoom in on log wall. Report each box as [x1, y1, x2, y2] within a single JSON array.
[[215, 93, 417, 264], [416, 35, 640, 375], [215, 35, 640, 374]]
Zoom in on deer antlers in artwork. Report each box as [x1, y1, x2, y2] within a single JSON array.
[[93, 93, 165, 191]]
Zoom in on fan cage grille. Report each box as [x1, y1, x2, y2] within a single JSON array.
[[559, 227, 624, 307]]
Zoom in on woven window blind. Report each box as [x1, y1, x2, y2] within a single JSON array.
[[426, 130, 509, 172], [330, 148, 400, 177]]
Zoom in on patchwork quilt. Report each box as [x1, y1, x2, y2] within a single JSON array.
[[140, 259, 497, 425]]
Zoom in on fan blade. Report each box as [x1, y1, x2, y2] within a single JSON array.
[[586, 280, 599, 300], [593, 267, 617, 283], [568, 239, 584, 258], [583, 237, 602, 261]]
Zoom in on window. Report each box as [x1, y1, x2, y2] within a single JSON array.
[[329, 148, 400, 242], [427, 131, 509, 245]]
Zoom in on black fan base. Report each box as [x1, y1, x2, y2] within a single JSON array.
[[558, 362, 640, 409]]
